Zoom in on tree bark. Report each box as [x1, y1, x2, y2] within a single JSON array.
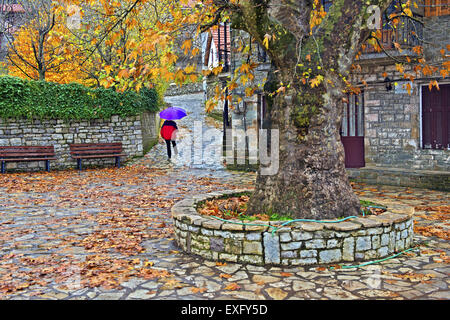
[[247, 67, 361, 220], [217, 0, 393, 219]]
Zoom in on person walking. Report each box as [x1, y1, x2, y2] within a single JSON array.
[[160, 119, 178, 160]]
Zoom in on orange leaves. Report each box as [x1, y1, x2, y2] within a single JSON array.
[[198, 195, 250, 219], [309, 0, 327, 31], [280, 272, 293, 277], [181, 39, 193, 55], [414, 225, 450, 240], [388, 271, 437, 283], [224, 282, 241, 291], [191, 287, 207, 294]]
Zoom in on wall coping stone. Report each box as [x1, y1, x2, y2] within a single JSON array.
[[172, 190, 415, 266]]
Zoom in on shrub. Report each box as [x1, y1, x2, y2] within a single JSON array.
[[0, 76, 160, 120]]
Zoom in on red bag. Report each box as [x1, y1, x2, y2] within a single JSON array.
[[161, 125, 177, 140]]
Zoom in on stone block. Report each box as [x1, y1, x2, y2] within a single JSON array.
[[279, 232, 292, 242], [304, 239, 326, 249], [290, 258, 317, 265], [326, 239, 340, 248], [356, 236, 371, 251], [238, 255, 263, 265], [210, 237, 224, 252], [319, 249, 342, 264], [224, 238, 242, 255], [219, 253, 238, 263], [371, 235, 381, 249], [280, 242, 302, 251], [263, 232, 280, 264], [243, 241, 263, 255], [299, 250, 317, 258], [281, 251, 298, 258], [291, 231, 313, 241], [246, 233, 262, 241]]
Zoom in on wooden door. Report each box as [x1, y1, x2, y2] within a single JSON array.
[[341, 93, 365, 168], [422, 84, 450, 150]]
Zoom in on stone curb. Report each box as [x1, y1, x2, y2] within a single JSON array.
[[172, 190, 415, 266]]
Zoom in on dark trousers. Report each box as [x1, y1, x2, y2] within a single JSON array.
[[165, 139, 177, 159]]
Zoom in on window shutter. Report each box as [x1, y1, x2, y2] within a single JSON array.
[[424, 0, 450, 17]]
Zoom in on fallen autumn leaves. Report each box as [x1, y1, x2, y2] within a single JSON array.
[[0, 166, 448, 299], [0, 165, 246, 296]]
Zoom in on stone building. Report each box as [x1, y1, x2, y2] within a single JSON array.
[[204, 0, 449, 190], [0, 1, 25, 61]]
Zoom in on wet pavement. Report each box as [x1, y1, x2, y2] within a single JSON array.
[[0, 93, 448, 300], [147, 93, 225, 171]]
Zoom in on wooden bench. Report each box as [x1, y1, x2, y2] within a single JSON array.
[[0, 146, 56, 173], [69, 143, 126, 170]]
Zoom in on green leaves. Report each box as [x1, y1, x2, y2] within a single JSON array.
[[0, 76, 160, 120]]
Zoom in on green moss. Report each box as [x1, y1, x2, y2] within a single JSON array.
[[206, 111, 223, 122], [291, 88, 324, 137]]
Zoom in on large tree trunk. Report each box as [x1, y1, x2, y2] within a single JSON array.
[[247, 67, 361, 220], [223, 0, 388, 219]]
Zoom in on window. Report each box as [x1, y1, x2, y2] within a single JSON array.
[[424, 0, 450, 17], [422, 84, 450, 149]]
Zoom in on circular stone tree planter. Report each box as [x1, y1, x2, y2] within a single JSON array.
[[171, 190, 415, 266]]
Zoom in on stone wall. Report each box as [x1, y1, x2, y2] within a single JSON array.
[[165, 82, 205, 96], [347, 167, 450, 191], [352, 62, 450, 171], [172, 190, 415, 266], [423, 15, 450, 65], [0, 112, 158, 171]]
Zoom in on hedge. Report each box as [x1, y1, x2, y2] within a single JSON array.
[[0, 76, 160, 120]]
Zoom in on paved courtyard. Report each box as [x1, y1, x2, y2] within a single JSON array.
[[0, 93, 448, 300]]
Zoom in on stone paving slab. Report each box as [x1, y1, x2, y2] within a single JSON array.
[[0, 162, 448, 300], [0, 93, 448, 300]]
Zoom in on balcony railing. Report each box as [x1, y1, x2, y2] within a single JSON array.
[[362, 15, 423, 54]]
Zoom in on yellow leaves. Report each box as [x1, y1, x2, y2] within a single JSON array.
[[388, 271, 436, 283], [393, 42, 403, 53], [309, 0, 328, 31], [104, 65, 113, 75], [395, 63, 405, 74], [181, 39, 192, 55], [244, 87, 255, 97], [164, 52, 178, 65], [228, 81, 238, 92], [212, 65, 224, 76], [310, 74, 324, 88], [205, 100, 217, 113], [117, 69, 129, 79], [184, 64, 196, 74], [428, 80, 440, 91], [262, 34, 275, 49]]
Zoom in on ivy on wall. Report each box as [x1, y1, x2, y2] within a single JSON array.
[[0, 76, 160, 120]]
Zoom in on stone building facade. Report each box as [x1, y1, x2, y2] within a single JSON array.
[[204, 1, 449, 190], [0, 111, 158, 171]]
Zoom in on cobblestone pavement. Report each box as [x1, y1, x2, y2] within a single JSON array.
[[0, 94, 448, 300]]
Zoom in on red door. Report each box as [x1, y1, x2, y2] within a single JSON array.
[[341, 93, 365, 168], [422, 83, 449, 150]]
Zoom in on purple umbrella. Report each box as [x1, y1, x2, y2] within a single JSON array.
[[159, 107, 187, 120]]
